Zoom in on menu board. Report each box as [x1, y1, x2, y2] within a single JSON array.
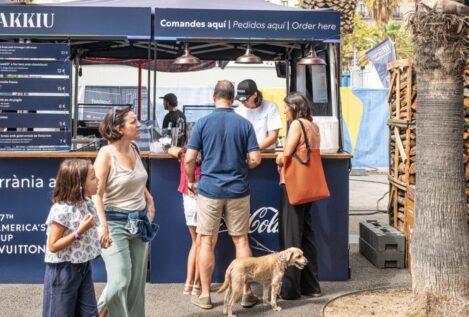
[[0, 43, 71, 151]]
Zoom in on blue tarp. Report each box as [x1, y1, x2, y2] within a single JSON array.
[[343, 88, 389, 168]]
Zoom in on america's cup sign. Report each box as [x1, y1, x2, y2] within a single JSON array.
[[0, 12, 55, 29]]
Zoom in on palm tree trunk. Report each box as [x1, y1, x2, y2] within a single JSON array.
[[412, 54, 469, 298], [410, 1, 469, 312]]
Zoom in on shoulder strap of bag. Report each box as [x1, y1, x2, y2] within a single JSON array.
[[131, 141, 140, 155], [292, 119, 311, 164]]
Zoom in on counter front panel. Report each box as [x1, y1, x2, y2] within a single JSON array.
[[0, 152, 349, 283], [0, 157, 107, 283], [150, 156, 350, 283]]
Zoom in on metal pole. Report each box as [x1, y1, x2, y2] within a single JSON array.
[[330, 43, 344, 152], [137, 62, 142, 120], [147, 37, 151, 121], [153, 41, 157, 122], [72, 54, 79, 139]]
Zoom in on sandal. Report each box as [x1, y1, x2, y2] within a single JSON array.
[[183, 283, 193, 295], [191, 284, 201, 296]]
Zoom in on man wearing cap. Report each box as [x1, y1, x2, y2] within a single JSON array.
[[160, 93, 186, 146], [235, 79, 283, 151]]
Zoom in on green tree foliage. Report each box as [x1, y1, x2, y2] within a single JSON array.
[[342, 14, 414, 68]]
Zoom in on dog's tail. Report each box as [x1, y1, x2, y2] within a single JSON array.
[[217, 263, 233, 293]]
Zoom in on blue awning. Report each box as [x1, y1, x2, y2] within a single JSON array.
[[154, 8, 339, 43], [0, 5, 151, 40], [0, 1, 340, 60]]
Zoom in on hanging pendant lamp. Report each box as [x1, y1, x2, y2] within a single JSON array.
[[235, 44, 262, 64], [298, 47, 326, 66], [173, 43, 200, 65]]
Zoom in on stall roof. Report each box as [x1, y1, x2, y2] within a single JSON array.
[[63, 0, 339, 61], [0, 0, 340, 61], [48, 0, 305, 11]]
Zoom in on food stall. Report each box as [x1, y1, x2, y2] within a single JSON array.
[[0, 0, 350, 284], [148, 1, 350, 283]]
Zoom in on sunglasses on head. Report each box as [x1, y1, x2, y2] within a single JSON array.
[[111, 106, 131, 127]]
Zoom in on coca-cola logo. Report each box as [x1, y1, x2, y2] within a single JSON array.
[[249, 207, 278, 234], [218, 206, 278, 234]]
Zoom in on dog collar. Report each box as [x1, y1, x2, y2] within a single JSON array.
[[277, 253, 288, 269]]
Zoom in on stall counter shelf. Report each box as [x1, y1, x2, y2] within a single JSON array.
[[0, 151, 350, 283]]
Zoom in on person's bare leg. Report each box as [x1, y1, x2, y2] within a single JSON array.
[[193, 232, 201, 288], [232, 234, 253, 294], [185, 226, 198, 292], [198, 234, 217, 298]]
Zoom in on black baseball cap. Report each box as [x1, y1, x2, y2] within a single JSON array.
[[159, 93, 177, 107], [236, 79, 258, 101]]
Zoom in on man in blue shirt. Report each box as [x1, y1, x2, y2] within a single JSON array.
[[185, 80, 261, 310]]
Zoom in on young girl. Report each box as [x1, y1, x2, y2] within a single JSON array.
[[168, 144, 202, 295], [43, 159, 102, 317]]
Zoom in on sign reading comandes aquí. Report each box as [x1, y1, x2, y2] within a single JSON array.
[[155, 8, 340, 42]]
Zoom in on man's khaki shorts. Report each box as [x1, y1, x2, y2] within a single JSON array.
[[196, 194, 250, 236]]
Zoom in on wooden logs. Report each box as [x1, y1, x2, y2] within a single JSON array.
[[387, 59, 415, 233]]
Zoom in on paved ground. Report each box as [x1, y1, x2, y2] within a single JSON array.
[[0, 171, 412, 317]]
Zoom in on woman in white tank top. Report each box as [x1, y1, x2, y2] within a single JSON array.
[[93, 107, 155, 317]]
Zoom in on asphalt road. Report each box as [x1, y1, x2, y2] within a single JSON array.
[[0, 171, 412, 317]]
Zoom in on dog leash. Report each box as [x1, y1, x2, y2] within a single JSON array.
[[249, 236, 276, 254], [250, 236, 288, 269]]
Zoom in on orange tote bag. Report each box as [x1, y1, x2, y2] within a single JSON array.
[[284, 120, 330, 205]]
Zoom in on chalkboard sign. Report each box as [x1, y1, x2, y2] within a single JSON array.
[[0, 43, 71, 151]]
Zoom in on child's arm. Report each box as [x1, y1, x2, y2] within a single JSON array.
[[47, 213, 95, 253]]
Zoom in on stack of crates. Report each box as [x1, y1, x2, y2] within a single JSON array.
[[359, 220, 405, 269]]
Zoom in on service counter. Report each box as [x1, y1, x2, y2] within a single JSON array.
[[149, 152, 351, 283], [0, 151, 351, 283]]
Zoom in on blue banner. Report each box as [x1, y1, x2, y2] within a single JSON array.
[[150, 158, 349, 283], [0, 43, 69, 59], [366, 38, 396, 87], [155, 8, 340, 42], [0, 95, 70, 111], [0, 6, 151, 39], [0, 60, 70, 76], [0, 158, 106, 283], [0, 77, 70, 94], [0, 113, 70, 129]]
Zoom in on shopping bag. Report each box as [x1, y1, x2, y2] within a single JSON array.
[[284, 120, 330, 205]]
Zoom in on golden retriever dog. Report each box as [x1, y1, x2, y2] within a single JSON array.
[[217, 247, 308, 317]]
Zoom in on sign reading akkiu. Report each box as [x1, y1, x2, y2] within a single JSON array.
[[0, 6, 151, 39], [155, 8, 340, 42]]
